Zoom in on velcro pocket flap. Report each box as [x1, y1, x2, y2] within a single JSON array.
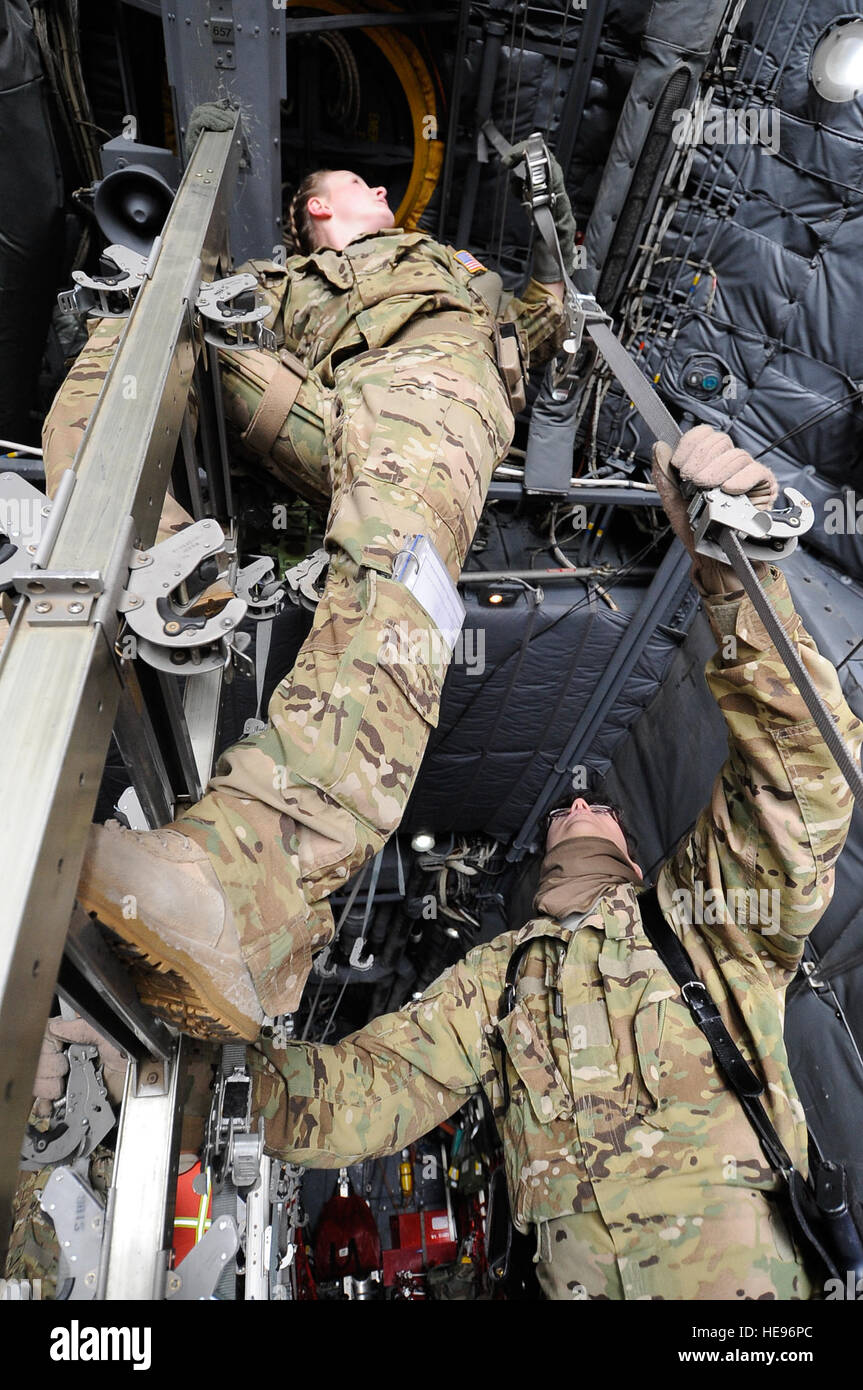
[[497, 1002, 572, 1124]]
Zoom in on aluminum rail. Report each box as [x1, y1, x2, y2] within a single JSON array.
[[0, 121, 240, 1260]]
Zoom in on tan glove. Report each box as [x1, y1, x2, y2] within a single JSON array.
[[652, 425, 777, 592], [184, 100, 237, 159], [33, 1016, 128, 1117]]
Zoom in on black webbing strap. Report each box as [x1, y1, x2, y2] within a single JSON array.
[[637, 885, 795, 1177]]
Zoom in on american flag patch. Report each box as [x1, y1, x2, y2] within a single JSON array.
[[454, 248, 486, 274]]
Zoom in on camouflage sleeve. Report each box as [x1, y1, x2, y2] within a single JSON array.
[[41, 317, 195, 545], [252, 953, 497, 1166], [500, 277, 566, 367], [657, 567, 862, 982]]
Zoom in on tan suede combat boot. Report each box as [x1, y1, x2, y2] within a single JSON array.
[[77, 820, 264, 1042]]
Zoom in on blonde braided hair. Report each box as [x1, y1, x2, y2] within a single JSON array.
[[284, 169, 333, 255]]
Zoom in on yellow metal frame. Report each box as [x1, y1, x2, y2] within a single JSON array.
[[287, 0, 444, 228]]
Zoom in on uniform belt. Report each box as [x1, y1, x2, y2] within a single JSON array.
[[391, 311, 497, 357], [392, 312, 526, 413]]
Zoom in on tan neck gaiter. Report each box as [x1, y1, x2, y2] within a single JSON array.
[[533, 836, 641, 919]]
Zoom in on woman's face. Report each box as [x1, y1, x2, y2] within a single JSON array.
[[545, 798, 642, 878], [307, 171, 394, 248]]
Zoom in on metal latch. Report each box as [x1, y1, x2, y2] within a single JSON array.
[[233, 554, 286, 620], [119, 518, 252, 673], [203, 1062, 250, 1169], [283, 547, 329, 610], [202, 1055, 264, 1193], [196, 274, 276, 352], [550, 291, 611, 403], [522, 132, 555, 210], [58, 245, 149, 319], [21, 1044, 117, 1170]]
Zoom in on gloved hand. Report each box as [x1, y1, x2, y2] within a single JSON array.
[[33, 1016, 128, 1117], [502, 140, 577, 281], [184, 100, 237, 159], [652, 425, 777, 592]]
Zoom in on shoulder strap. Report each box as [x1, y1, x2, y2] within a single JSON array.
[[638, 886, 795, 1177]]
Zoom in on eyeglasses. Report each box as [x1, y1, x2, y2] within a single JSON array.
[[546, 803, 623, 830]]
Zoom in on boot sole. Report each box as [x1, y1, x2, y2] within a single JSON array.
[[79, 888, 260, 1042]]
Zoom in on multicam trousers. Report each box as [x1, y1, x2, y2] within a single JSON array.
[[44, 326, 514, 1016]]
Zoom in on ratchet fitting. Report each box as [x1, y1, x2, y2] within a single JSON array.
[[687, 485, 814, 564]]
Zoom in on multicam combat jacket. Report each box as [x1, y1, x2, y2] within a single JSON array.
[[254, 570, 860, 1255], [246, 227, 566, 386]]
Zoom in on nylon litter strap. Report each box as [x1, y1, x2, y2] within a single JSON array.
[[529, 192, 682, 450], [490, 126, 863, 806], [585, 320, 681, 450], [580, 319, 863, 801], [254, 617, 272, 727]]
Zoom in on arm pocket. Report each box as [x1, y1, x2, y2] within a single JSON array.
[[496, 1002, 572, 1124], [596, 945, 673, 1121]]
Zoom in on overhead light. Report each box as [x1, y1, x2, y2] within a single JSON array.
[[411, 830, 436, 853], [810, 18, 863, 103]]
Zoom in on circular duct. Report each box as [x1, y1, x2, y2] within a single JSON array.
[[810, 18, 863, 103]]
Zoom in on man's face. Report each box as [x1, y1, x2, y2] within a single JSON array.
[[545, 798, 642, 878], [308, 170, 394, 247]]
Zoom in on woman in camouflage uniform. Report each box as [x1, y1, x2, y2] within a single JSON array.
[[249, 430, 862, 1299], [64, 168, 567, 1040]]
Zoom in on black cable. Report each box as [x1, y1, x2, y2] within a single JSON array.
[[752, 385, 863, 462]]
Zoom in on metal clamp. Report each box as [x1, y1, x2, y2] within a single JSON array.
[[21, 1043, 116, 1170], [229, 1122, 265, 1190], [284, 547, 329, 611], [234, 554, 286, 620], [550, 291, 612, 403], [204, 1062, 251, 1169], [58, 246, 149, 319], [196, 274, 276, 352], [689, 485, 814, 564], [202, 1054, 264, 1193], [119, 518, 250, 673], [523, 132, 554, 210]]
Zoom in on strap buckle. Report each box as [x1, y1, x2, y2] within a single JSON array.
[[681, 977, 713, 1021], [523, 133, 554, 212]]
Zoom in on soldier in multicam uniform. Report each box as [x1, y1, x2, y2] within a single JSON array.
[[49, 163, 567, 1038], [248, 427, 862, 1300]]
